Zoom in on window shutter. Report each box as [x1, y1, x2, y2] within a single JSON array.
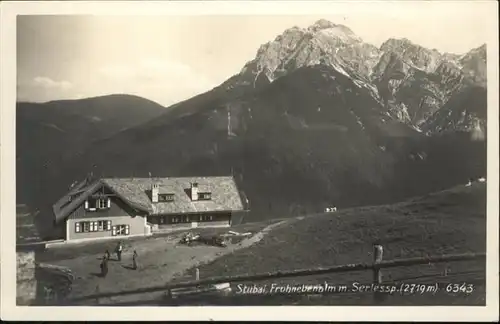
[[107, 220, 111, 231], [112, 226, 117, 236], [84, 201, 89, 210], [107, 198, 111, 208], [125, 225, 130, 235]]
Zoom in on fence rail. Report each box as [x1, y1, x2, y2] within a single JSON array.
[[67, 248, 486, 305]]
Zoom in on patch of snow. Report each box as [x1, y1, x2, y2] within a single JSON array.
[[350, 110, 365, 130], [331, 62, 350, 77], [41, 123, 66, 133], [412, 125, 423, 133], [253, 70, 262, 88], [352, 78, 381, 100], [416, 152, 427, 160]]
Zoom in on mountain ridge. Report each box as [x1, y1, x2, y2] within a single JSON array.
[[226, 19, 486, 132], [16, 94, 167, 216]]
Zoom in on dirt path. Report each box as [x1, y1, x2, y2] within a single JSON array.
[[50, 219, 290, 304]]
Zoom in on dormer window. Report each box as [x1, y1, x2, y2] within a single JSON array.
[[158, 193, 175, 202], [198, 192, 212, 200]]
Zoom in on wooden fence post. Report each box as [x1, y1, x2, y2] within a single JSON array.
[[95, 285, 100, 305], [373, 244, 385, 303]]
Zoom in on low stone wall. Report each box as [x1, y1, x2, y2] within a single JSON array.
[[16, 250, 74, 305], [16, 251, 37, 305]]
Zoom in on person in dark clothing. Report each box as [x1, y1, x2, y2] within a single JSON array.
[[104, 250, 110, 261], [132, 250, 139, 270], [115, 242, 123, 261], [100, 258, 108, 277]]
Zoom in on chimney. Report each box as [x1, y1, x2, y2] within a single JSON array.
[[151, 183, 159, 203], [191, 182, 199, 201]]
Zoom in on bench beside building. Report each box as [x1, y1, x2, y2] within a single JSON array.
[[52, 176, 247, 242]]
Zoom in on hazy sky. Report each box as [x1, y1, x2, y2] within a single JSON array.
[[17, 7, 493, 107]]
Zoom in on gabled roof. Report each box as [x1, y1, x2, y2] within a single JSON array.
[[102, 177, 244, 216], [53, 176, 245, 223], [53, 178, 102, 223]]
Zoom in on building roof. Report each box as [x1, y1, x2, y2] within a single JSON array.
[[53, 176, 245, 223]]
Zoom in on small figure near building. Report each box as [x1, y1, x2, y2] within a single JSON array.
[[115, 241, 123, 261], [132, 250, 139, 270], [100, 257, 108, 277]]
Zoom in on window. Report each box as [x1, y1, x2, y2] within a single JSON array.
[[158, 194, 174, 202], [198, 193, 212, 200], [178, 215, 190, 223], [112, 224, 130, 236], [98, 220, 111, 231], [75, 220, 112, 233], [85, 199, 97, 211], [199, 214, 214, 222], [98, 199, 108, 209], [85, 198, 110, 211], [83, 222, 90, 232]]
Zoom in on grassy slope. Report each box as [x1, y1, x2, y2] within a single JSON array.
[[171, 182, 486, 305]]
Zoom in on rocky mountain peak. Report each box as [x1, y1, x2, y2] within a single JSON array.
[[229, 20, 487, 132], [380, 38, 443, 73], [459, 44, 487, 87], [306, 19, 360, 41], [308, 19, 338, 31], [233, 19, 380, 97]]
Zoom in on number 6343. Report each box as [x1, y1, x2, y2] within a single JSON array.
[[445, 283, 474, 294]]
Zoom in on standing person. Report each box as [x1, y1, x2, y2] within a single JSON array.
[[132, 250, 139, 270], [104, 250, 110, 261], [100, 257, 108, 277], [115, 241, 123, 261], [103, 258, 108, 277]]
